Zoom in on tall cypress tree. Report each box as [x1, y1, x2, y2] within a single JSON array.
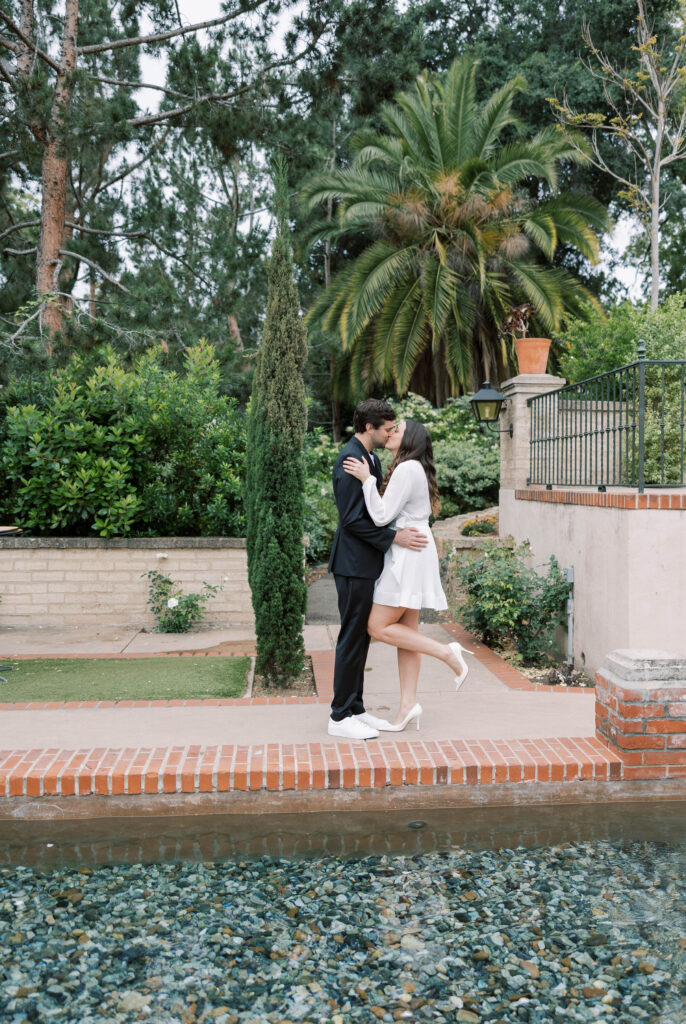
[[246, 159, 308, 684]]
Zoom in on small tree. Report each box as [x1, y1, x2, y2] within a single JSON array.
[[246, 159, 308, 684], [550, 0, 686, 311]]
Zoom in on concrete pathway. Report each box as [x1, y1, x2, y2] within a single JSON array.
[[0, 623, 257, 657], [0, 574, 628, 809], [0, 622, 595, 751]]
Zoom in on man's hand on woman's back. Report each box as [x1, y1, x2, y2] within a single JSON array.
[[394, 528, 429, 550]]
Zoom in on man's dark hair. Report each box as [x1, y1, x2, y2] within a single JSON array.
[[353, 399, 396, 434]]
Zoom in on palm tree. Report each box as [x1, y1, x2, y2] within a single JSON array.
[[302, 56, 609, 405]]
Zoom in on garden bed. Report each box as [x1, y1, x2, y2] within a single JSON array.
[[251, 654, 317, 698], [493, 642, 594, 688]]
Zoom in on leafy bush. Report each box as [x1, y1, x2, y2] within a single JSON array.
[[389, 392, 488, 443], [454, 540, 571, 665], [303, 428, 339, 563], [143, 570, 220, 632], [0, 342, 246, 537], [557, 294, 686, 383], [433, 438, 500, 517]]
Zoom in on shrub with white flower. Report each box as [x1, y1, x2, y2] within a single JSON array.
[[142, 570, 221, 633]]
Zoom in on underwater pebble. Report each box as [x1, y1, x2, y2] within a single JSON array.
[[0, 841, 683, 1023]]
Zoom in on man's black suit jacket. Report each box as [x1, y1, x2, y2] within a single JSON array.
[[328, 436, 395, 579]]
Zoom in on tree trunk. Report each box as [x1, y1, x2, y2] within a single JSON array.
[[650, 98, 665, 314], [17, 1, 35, 76], [649, 166, 661, 313], [37, 0, 79, 342]]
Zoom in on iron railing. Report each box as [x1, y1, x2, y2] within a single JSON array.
[[527, 344, 686, 492]]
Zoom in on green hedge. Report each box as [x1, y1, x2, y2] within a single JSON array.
[[0, 342, 246, 537]]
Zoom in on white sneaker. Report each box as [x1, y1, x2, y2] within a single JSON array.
[[356, 711, 393, 731], [328, 716, 379, 740]]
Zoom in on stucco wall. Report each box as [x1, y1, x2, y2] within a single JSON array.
[[0, 537, 253, 628], [499, 489, 686, 675]]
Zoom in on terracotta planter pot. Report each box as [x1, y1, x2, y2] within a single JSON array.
[[514, 336, 551, 374]]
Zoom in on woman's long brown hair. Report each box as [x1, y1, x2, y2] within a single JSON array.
[[381, 419, 441, 516]]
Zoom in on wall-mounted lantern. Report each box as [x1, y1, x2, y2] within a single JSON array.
[[469, 381, 513, 437]]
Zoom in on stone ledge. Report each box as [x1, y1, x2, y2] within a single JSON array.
[[0, 536, 247, 549], [605, 649, 686, 683], [4, 777, 685, 822]]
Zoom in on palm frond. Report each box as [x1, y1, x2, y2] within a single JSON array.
[[441, 56, 478, 167], [520, 212, 558, 259], [502, 261, 567, 331], [492, 142, 558, 188], [395, 79, 445, 172], [472, 76, 525, 159], [374, 278, 422, 380], [532, 124, 591, 164], [391, 284, 430, 391], [353, 134, 406, 169], [340, 242, 416, 346], [299, 167, 399, 214], [422, 254, 460, 340]]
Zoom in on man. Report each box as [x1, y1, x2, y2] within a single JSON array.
[[327, 398, 428, 740]]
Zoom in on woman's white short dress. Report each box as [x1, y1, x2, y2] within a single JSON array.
[[362, 459, 447, 611]]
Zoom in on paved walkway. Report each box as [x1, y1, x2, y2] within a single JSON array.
[[0, 623, 595, 748], [0, 616, 626, 805], [1, 577, 681, 806]]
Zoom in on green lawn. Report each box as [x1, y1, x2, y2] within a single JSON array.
[[0, 656, 250, 703]]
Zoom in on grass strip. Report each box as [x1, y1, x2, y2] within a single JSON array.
[[0, 656, 250, 703]]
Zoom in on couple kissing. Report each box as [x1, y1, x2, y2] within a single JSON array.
[[327, 398, 472, 740]]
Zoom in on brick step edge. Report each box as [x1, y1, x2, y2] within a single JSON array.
[[0, 736, 627, 797]]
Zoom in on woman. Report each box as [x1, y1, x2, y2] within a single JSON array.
[[343, 419, 471, 732]]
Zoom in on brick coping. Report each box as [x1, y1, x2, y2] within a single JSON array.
[[516, 486, 686, 510], [0, 736, 624, 799], [0, 623, 595, 709]]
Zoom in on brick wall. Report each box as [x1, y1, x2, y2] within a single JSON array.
[[595, 649, 686, 780], [0, 538, 254, 628]]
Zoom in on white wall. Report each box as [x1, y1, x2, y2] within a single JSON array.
[[499, 490, 686, 676]]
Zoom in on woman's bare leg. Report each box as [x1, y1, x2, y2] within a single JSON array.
[[396, 608, 422, 725], [368, 603, 464, 676]]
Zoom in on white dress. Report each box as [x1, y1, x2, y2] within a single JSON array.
[[362, 460, 448, 610]]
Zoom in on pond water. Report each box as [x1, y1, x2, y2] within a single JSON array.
[[0, 803, 684, 1023]]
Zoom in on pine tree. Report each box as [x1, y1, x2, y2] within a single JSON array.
[[0, 0, 320, 348], [246, 158, 307, 684]]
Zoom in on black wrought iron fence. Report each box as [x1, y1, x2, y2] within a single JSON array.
[[527, 344, 686, 492]]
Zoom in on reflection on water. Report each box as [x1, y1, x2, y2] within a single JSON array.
[[1, 800, 685, 869]]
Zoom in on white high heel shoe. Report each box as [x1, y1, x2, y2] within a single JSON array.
[[382, 703, 422, 732], [449, 642, 473, 691]]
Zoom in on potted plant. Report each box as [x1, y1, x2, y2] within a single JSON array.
[[499, 303, 551, 374]]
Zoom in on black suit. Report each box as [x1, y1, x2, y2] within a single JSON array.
[[328, 437, 395, 721]]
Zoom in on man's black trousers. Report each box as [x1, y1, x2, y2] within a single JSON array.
[[330, 575, 376, 721]]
